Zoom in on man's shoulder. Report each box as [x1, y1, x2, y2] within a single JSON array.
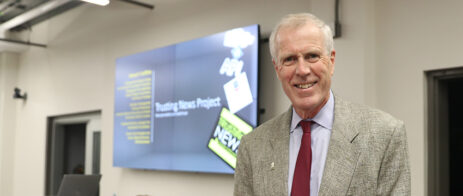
[[335, 96, 404, 130]]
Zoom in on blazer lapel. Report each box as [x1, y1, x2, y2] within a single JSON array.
[[319, 96, 361, 195], [265, 107, 292, 196]]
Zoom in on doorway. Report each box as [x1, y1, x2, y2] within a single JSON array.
[[45, 111, 101, 196], [426, 67, 463, 196]]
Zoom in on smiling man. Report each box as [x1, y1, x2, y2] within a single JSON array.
[[234, 13, 410, 196]]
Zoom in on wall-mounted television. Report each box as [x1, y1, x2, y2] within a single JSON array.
[[113, 24, 259, 174]]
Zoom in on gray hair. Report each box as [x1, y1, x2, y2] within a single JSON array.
[[269, 13, 334, 62]]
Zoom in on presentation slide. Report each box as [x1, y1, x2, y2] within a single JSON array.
[[113, 24, 259, 174]]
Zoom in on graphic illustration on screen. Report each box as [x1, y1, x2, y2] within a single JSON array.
[[114, 24, 259, 174], [219, 27, 255, 114], [208, 107, 252, 168]]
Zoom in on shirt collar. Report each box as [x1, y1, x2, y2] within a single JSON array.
[[290, 90, 334, 133]]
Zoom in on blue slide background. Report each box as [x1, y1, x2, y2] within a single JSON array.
[[113, 24, 259, 174]]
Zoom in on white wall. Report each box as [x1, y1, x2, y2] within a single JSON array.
[[3, 0, 453, 195], [0, 52, 19, 196], [376, 1, 463, 195]]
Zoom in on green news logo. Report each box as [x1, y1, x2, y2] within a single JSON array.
[[208, 108, 253, 169]]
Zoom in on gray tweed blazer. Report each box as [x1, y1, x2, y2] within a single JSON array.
[[234, 95, 410, 196]]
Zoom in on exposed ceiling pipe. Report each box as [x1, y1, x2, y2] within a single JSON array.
[[0, 0, 154, 50], [119, 0, 154, 10], [0, 0, 20, 13], [333, 0, 342, 38], [0, 0, 73, 38], [0, 37, 46, 47]]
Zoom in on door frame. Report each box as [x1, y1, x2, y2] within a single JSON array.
[[426, 66, 463, 196], [44, 110, 101, 196]]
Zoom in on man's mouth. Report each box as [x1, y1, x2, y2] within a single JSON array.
[[295, 82, 317, 89]]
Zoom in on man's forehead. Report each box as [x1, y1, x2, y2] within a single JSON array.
[[277, 27, 321, 48], [277, 21, 319, 36], [277, 27, 324, 46], [276, 24, 325, 52]]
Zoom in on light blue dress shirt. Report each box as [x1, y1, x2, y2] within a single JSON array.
[[288, 91, 334, 196]]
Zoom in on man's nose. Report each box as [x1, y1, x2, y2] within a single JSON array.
[[295, 57, 311, 75]]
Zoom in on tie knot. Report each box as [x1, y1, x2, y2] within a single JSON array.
[[299, 120, 311, 133]]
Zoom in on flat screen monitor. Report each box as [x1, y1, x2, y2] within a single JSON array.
[[113, 24, 259, 174]]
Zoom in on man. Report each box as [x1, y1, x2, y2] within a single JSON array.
[[234, 13, 410, 196]]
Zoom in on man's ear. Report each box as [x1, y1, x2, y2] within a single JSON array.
[[330, 50, 336, 75], [273, 59, 281, 80]]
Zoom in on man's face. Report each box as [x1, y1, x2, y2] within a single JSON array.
[[273, 23, 335, 119]]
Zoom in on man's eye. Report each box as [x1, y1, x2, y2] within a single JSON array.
[[306, 54, 320, 63], [282, 56, 297, 65]]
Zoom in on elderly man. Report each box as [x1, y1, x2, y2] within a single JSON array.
[[234, 13, 410, 196]]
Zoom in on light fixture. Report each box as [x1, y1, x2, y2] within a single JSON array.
[[81, 0, 109, 6]]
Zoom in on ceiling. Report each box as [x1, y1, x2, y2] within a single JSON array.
[[0, 0, 82, 32], [0, 0, 154, 52], [0, 0, 83, 52]]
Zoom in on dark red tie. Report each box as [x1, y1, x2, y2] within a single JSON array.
[[291, 121, 312, 196]]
